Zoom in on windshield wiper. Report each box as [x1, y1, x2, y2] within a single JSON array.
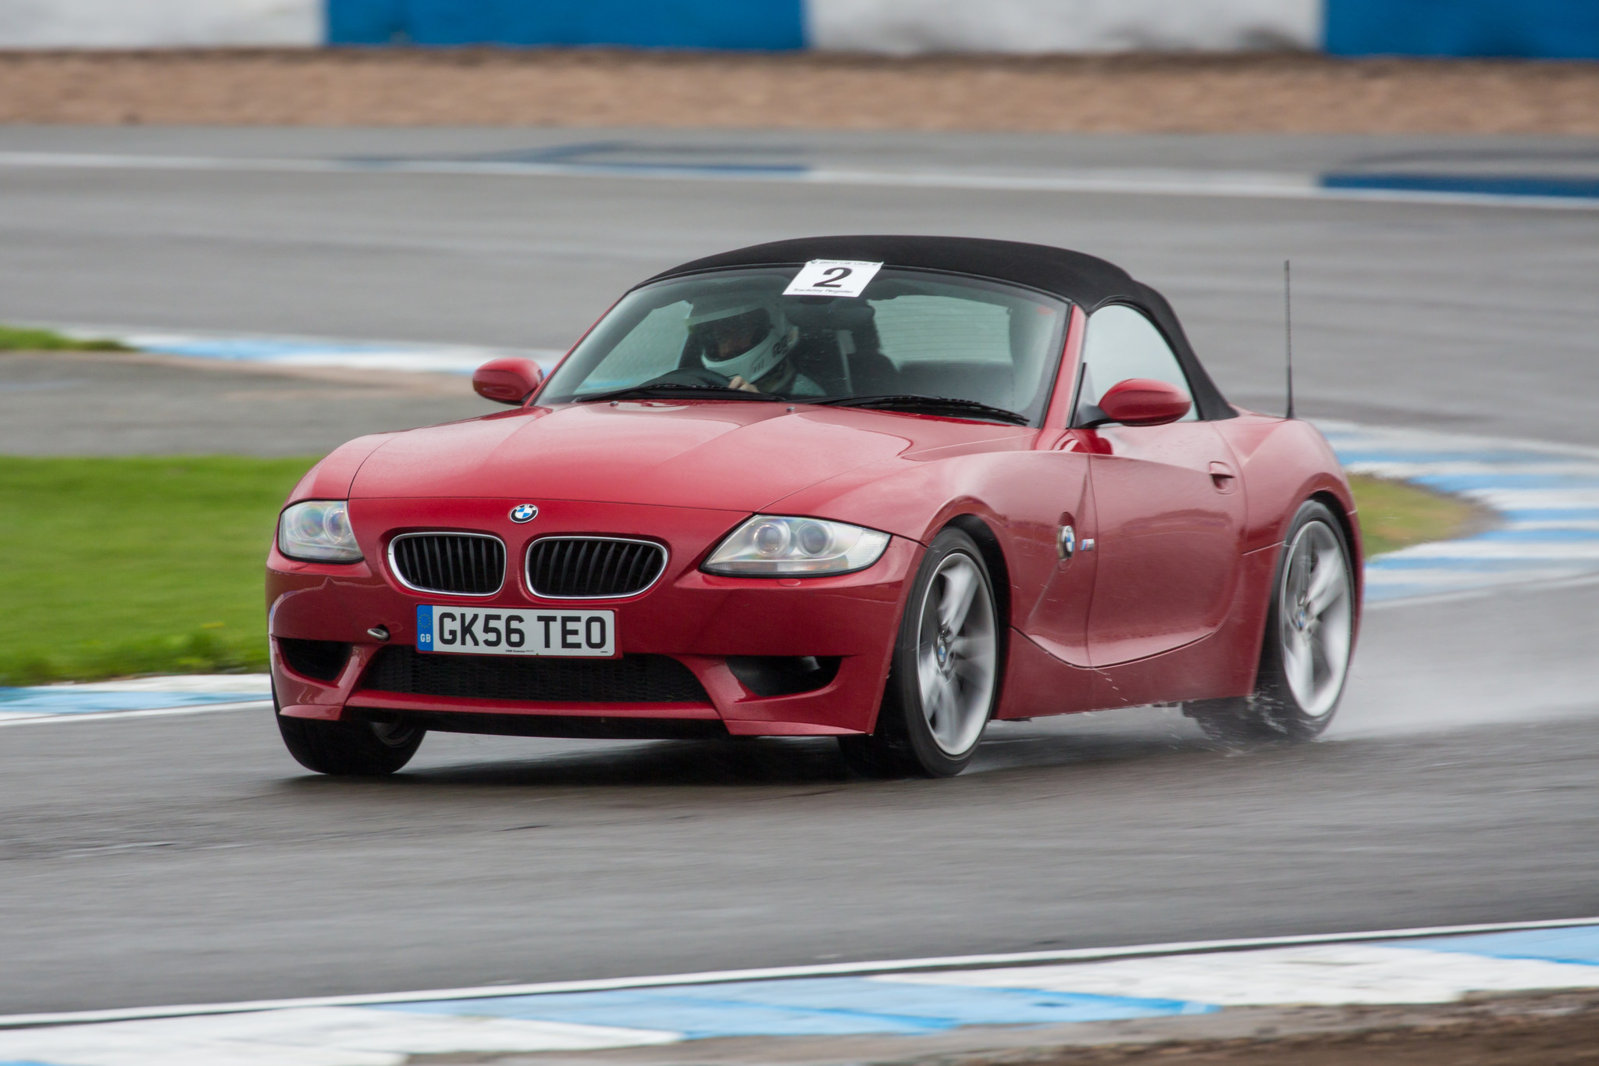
[[814, 394, 1030, 425], [576, 382, 784, 403]]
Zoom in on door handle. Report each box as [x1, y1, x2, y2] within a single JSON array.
[[1209, 461, 1238, 492]]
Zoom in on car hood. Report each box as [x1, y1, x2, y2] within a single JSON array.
[[348, 401, 1028, 514]]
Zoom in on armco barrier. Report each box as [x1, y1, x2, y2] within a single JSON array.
[[3, 1, 1597, 63]]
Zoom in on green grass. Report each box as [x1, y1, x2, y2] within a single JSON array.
[[0, 457, 315, 685], [0, 324, 128, 351], [0, 459, 1477, 686], [1348, 473, 1483, 557]]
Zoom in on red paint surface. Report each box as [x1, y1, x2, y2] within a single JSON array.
[[267, 299, 1360, 742]]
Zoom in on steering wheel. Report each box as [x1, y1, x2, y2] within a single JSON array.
[[641, 367, 734, 388]]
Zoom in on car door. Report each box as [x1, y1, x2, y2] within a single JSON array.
[[1074, 305, 1246, 666], [1014, 439, 1099, 671]]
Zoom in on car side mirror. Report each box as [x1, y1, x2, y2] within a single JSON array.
[[1094, 378, 1191, 427], [473, 358, 545, 405]]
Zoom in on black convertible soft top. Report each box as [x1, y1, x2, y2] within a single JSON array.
[[647, 235, 1233, 420]]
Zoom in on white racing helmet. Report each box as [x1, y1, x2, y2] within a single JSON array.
[[687, 291, 791, 383]]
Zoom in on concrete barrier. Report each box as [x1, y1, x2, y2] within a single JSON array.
[[0, 0, 320, 48], [3, 0, 1596, 60], [806, 0, 1319, 54]]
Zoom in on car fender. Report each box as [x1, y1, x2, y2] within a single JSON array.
[[1215, 412, 1364, 685], [767, 447, 1092, 634], [283, 434, 393, 506], [1218, 414, 1359, 556]]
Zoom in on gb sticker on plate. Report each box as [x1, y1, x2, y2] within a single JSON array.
[[783, 260, 883, 298]]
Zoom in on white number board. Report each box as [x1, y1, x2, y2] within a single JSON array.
[[416, 605, 615, 658], [783, 260, 883, 298]]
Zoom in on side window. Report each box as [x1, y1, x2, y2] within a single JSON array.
[[1076, 304, 1197, 423]]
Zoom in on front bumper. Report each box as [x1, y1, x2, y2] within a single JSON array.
[[267, 497, 918, 737]]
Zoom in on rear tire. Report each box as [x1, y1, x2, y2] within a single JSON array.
[[1186, 500, 1355, 744], [276, 698, 423, 776], [840, 527, 1000, 778]]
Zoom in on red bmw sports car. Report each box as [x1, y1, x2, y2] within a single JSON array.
[[268, 236, 1361, 777]]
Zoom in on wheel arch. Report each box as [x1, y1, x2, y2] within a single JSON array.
[[1231, 490, 1361, 697], [943, 513, 1013, 699], [1187, 491, 1361, 740], [847, 514, 1010, 776], [1307, 488, 1365, 614]]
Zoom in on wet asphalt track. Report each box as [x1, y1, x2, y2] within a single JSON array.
[[1, 128, 1597, 1015]]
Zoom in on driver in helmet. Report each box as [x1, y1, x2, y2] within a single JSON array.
[[687, 293, 821, 396]]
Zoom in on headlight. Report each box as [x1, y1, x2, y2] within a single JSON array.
[[702, 516, 890, 576], [277, 500, 362, 563]]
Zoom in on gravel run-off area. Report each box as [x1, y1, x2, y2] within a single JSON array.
[[1008, 992, 1599, 1066], [2, 48, 1599, 133]]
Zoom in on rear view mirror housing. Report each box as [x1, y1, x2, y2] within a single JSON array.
[[472, 358, 545, 405], [1092, 378, 1192, 427]]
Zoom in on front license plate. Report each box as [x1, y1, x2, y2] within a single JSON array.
[[416, 605, 615, 657]]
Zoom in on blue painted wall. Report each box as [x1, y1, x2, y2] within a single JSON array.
[[328, 0, 805, 49], [1327, 0, 1599, 59], [328, 0, 1599, 58]]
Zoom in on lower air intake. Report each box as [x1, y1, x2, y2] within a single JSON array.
[[360, 646, 709, 704], [277, 638, 350, 682]]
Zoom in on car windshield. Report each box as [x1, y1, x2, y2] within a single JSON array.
[[538, 267, 1072, 425]]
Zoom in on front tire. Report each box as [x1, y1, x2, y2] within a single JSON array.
[[277, 700, 424, 776], [840, 527, 1001, 777], [1187, 500, 1356, 743]]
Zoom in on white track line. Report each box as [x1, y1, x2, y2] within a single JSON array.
[[0, 700, 271, 728], [4, 916, 1596, 1030], [0, 150, 1596, 211]]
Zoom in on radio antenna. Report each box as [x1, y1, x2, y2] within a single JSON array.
[[1283, 259, 1295, 420]]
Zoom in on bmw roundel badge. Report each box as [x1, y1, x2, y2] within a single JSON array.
[[509, 503, 539, 523]]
